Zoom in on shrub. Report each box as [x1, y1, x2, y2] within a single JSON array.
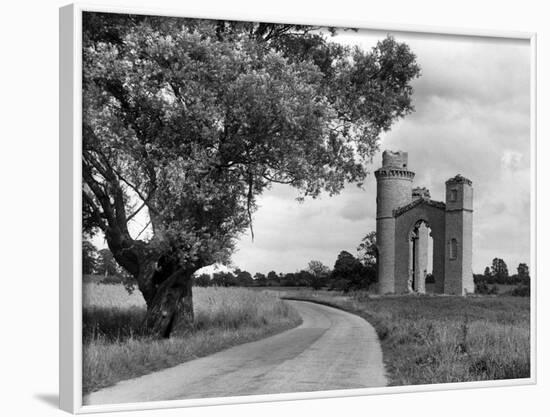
[[329, 278, 352, 292], [508, 284, 530, 297], [194, 273, 211, 287], [475, 282, 499, 295], [211, 271, 237, 287], [100, 275, 125, 285]]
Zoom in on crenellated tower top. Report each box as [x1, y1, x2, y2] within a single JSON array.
[[382, 150, 408, 168], [445, 174, 472, 186], [445, 174, 473, 211], [375, 150, 415, 180]]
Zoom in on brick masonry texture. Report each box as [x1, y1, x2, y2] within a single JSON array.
[[374, 150, 473, 295]]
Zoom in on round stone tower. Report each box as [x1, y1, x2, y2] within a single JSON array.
[[375, 150, 415, 293]]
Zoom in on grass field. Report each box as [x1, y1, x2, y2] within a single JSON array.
[[274, 288, 530, 386], [83, 283, 302, 395]]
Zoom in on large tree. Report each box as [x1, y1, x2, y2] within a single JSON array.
[[307, 260, 330, 289], [330, 251, 367, 292], [82, 13, 420, 337]]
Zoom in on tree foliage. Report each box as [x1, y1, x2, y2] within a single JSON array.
[[96, 248, 120, 276], [211, 272, 238, 287], [517, 263, 529, 280], [235, 269, 254, 286], [82, 240, 98, 275], [491, 258, 509, 281], [475, 260, 529, 287], [194, 273, 211, 287], [330, 250, 373, 292], [307, 260, 330, 276], [357, 231, 377, 267], [307, 260, 330, 289], [253, 272, 267, 286]]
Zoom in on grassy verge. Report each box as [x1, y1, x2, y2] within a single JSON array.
[[83, 284, 302, 395], [278, 289, 530, 386]]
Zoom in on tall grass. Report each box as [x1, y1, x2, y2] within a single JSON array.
[[280, 289, 530, 386], [83, 284, 301, 395]]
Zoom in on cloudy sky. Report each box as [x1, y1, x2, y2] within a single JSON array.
[[232, 29, 531, 275]]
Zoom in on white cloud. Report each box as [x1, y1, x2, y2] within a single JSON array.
[[501, 150, 524, 171]]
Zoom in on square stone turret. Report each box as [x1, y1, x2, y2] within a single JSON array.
[[444, 174, 474, 295], [445, 175, 473, 211]]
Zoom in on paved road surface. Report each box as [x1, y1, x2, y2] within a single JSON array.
[[85, 300, 387, 405]]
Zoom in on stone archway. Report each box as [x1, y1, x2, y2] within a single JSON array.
[[407, 220, 432, 293], [393, 201, 446, 294]]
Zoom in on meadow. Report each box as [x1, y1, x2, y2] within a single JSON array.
[[276, 288, 531, 386], [83, 283, 302, 395]]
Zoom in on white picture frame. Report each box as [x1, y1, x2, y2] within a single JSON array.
[[60, 3, 537, 413]]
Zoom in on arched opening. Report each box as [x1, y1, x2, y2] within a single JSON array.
[[408, 220, 434, 294]]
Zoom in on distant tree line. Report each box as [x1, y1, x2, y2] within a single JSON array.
[[194, 268, 320, 288], [193, 254, 374, 291], [194, 231, 378, 292], [83, 240, 122, 276], [85, 235, 529, 296], [473, 258, 530, 285], [82, 239, 134, 289], [474, 258, 530, 296]]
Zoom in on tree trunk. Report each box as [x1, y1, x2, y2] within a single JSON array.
[[142, 266, 196, 338], [135, 256, 160, 308], [107, 237, 198, 338]]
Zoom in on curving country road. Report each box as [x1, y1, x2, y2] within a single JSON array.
[[84, 300, 387, 405]]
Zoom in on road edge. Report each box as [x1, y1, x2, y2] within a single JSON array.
[[281, 296, 391, 382]]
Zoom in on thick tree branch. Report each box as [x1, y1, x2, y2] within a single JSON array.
[[82, 157, 116, 225], [94, 148, 153, 206], [82, 189, 107, 232]]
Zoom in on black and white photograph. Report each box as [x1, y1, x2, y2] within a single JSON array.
[[4, 0, 550, 416], [51, 2, 539, 413]]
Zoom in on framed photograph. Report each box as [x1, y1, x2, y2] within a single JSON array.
[[60, 3, 536, 413]]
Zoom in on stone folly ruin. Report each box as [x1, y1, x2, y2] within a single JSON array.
[[375, 150, 474, 295]]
